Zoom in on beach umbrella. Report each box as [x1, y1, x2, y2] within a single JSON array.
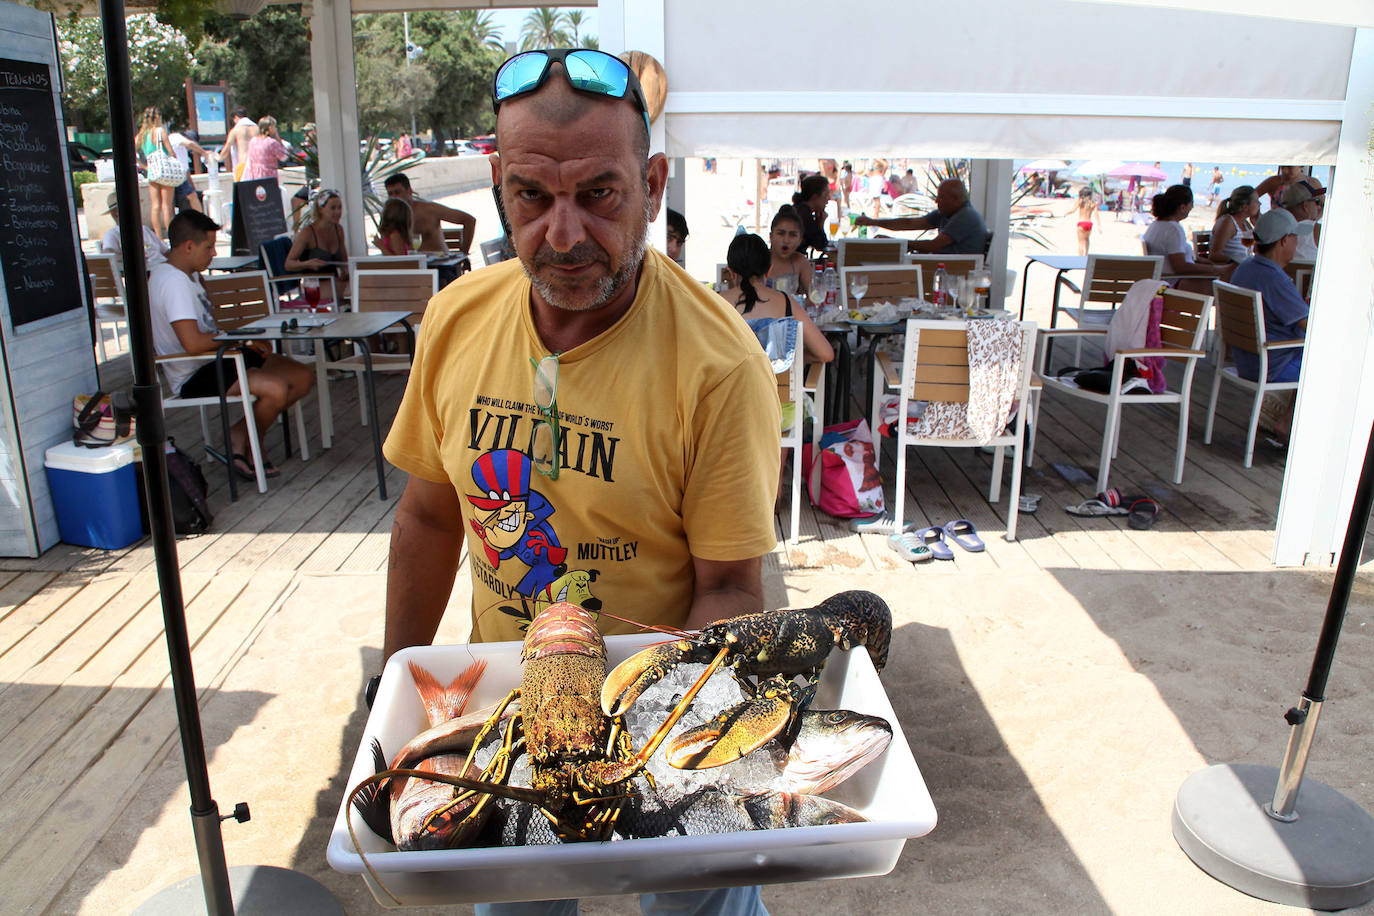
[[1070, 160, 1123, 178], [1173, 415, 1374, 909], [1017, 159, 1069, 172], [98, 2, 340, 913], [1108, 162, 1168, 181]]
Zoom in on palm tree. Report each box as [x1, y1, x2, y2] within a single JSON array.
[[456, 9, 503, 50], [519, 7, 569, 51], [565, 10, 584, 45]]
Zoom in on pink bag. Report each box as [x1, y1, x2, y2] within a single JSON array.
[[803, 418, 885, 518]]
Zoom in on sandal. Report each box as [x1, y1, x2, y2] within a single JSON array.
[[851, 512, 919, 535], [914, 526, 955, 561], [1127, 498, 1160, 530], [1065, 498, 1127, 517], [1018, 494, 1041, 514], [230, 453, 280, 481], [887, 531, 933, 563], [943, 519, 986, 553]]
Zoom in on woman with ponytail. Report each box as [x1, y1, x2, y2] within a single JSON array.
[[723, 234, 833, 364], [1209, 185, 1259, 265], [790, 173, 832, 258], [1141, 184, 1233, 295]]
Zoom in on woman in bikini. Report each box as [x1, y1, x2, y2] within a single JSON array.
[[1074, 187, 1097, 256], [374, 197, 414, 255], [766, 205, 813, 299], [286, 188, 349, 282], [723, 233, 833, 365]]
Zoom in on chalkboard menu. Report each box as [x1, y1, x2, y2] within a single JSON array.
[[229, 177, 288, 256], [0, 57, 82, 328]]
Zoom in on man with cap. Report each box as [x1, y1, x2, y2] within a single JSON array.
[[99, 191, 170, 269], [1280, 176, 1325, 261], [1228, 207, 1308, 439]]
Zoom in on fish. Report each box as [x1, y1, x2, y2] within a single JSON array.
[[777, 708, 892, 795], [476, 785, 867, 846]]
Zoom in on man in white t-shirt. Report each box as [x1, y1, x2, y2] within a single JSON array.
[[1280, 176, 1324, 261], [99, 191, 169, 268], [166, 125, 214, 214], [150, 210, 314, 480]]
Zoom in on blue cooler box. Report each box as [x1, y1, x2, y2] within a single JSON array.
[[44, 441, 143, 550]]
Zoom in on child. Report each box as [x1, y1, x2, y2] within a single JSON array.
[[375, 197, 413, 255]]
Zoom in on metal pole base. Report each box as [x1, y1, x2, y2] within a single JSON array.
[[132, 865, 342, 915], [1173, 764, 1374, 911]]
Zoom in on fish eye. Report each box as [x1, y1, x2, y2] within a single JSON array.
[[825, 711, 845, 724]]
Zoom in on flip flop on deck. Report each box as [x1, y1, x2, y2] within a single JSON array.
[[230, 453, 279, 481], [943, 519, 986, 553], [1127, 498, 1161, 530], [1066, 488, 1130, 517], [887, 531, 934, 563], [915, 526, 955, 561]]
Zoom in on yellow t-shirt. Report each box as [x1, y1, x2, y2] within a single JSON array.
[[384, 249, 782, 642]]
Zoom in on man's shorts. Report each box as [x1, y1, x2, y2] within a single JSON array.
[[179, 348, 266, 398], [174, 178, 200, 211]]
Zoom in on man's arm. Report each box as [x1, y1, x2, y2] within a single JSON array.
[[683, 555, 765, 631], [383, 476, 467, 663], [911, 233, 954, 254], [427, 202, 477, 253], [854, 215, 933, 232]]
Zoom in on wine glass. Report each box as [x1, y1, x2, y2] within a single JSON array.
[[302, 277, 321, 313], [849, 274, 868, 313]]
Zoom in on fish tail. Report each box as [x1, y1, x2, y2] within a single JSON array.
[[409, 659, 488, 726], [350, 738, 395, 843]]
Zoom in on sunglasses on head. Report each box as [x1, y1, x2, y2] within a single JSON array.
[[492, 48, 650, 134]]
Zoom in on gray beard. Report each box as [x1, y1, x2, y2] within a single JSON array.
[[522, 198, 653, 313]]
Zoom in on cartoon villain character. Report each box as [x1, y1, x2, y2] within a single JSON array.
[[466, 449, 567, 596]]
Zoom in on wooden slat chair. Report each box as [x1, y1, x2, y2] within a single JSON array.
[[442, 226, 465, 251], [317, 269, 437, 446], [1035, 286, 1213, 493], [480, 237, 514, 266], [1204, 281, 1303, 467], [85, 253, 128, 362], [1284, 259, 1315, 301], [348, 254, 426, 300], [876, 319, 1037, 541], [202, 269, 311, 463], [1192, 230, 1212, 262], [904, 254, 984, 303], [836, 238, 907, 268], [1049, 254, 1163, 368], [838, 264, 923, 313]]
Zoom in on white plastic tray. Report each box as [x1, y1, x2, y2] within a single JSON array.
[[327, 634, 936, 907]]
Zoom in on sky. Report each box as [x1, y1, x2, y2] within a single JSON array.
[[482, 7, 598, 50]]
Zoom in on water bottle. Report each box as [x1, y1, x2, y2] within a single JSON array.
[[822, 266, 838, 308], [933, 263, 949, 308]]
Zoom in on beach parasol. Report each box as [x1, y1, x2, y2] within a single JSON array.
[[99, 2, 340, 913], [1069, 160, 1124, 178], [1173, 415, 1374, 909], [1108, 162, 1168, 181], [1018, 159, 1069, 172]]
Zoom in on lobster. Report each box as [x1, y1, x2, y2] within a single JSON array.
[[601, 590, 892, 770], [348, 601, 717, 847]]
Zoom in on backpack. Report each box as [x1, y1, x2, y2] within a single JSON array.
[[164, 440, 212, 534]]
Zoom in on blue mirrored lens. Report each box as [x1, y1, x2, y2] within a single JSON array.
[[563, 50, 629, 98], [494, 53, 551, 100]]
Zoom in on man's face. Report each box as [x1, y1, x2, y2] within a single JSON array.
[[1300, 195, 1324, 222], [935, 182, 963, 216], [491, 77, 666, 314], [665, 229, 685, 263], [188, 231, 217, 272], [387, 183, 413, 202]]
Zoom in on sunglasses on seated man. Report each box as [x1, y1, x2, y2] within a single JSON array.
[[491, 48, 651, 135]]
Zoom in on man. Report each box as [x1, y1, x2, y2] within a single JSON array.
[[383, 172, 476, 256], [380, 50, 780, 911], [1208, 166, 1224, 206], [1255, 165, 1303, 212], [665, 207, 688, 265], [854, 178, 988, 254], [218, 108, 257, 181], [1280, 175, 1325, 260], [1229, 208, 1308, 438], [150, 211, 315, 480], [100, 191, 169, 269], [1181, 162, 1194, 188], [290, 122, 318, 229]]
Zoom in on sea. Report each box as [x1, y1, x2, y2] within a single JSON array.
[[1012, 160, 1334, 207]]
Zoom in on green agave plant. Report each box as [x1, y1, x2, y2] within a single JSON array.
[[300, 134, 426, 231]]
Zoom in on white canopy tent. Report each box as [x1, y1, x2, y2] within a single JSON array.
[[305, 0, 1372, 567]]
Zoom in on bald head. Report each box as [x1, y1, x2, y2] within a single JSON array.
[[935, 179, 969, 216], [496, 65, 648, 163]]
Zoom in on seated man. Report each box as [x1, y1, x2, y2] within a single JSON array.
[[150, 211, 315, 480], [1280, 175, 1325, 261], [853, 178, 988, 254], [100, 191, 169, 269], [1229, 208, 1308, 438], [384, 172, 476, 287]]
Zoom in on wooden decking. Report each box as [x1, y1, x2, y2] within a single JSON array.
[[0, 333, 1315, 913]]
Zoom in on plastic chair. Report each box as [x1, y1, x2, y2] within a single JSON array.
[[480, 238, 514, 266], [1204, 281, 1303, 467], [1049, 254, 1163, 367], [155, 350, 269, 494], [84, 253, 128, 361], [835, 238, 907, 269], [877, 318, 1037, 541], [772, 319, 805, 543], [1035, 286, 1213, 493]]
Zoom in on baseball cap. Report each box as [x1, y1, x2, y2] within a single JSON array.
[[1280, 178, 1325, 209], [1253, 208, 1298, 245], [104, 191, 119, 214]]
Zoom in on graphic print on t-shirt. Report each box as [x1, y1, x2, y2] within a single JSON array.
[[465, 388, 624, 633]]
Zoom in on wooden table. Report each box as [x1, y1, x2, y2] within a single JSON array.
[[214, 310, 413, 500]]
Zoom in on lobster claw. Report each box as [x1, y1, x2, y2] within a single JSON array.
[[602, 639, 713, 716], [664, 676, 803, 769]]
